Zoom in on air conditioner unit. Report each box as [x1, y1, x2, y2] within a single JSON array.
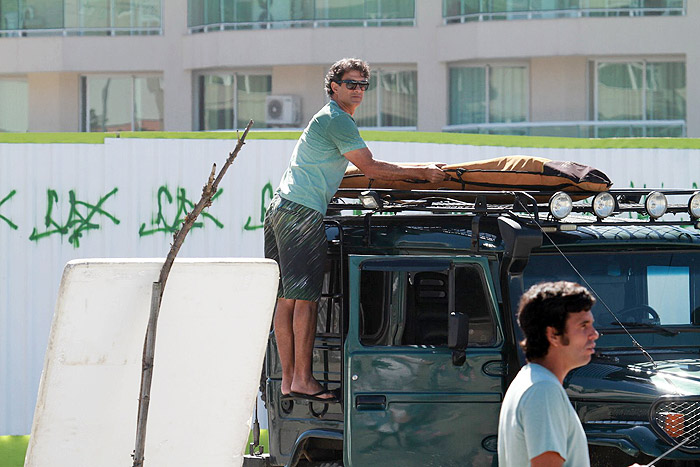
[[265, 95, 301, 125]]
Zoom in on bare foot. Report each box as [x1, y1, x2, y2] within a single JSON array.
[[281, 379, 292, 396]]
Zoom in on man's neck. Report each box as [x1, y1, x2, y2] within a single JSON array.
[[331, 96, 357, 116], [530, 357, 568, 385]]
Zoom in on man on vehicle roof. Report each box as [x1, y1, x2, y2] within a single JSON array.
[[264, 57, 447, 402]]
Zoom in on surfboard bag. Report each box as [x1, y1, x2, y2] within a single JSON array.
[[339, 155, 612, 201]]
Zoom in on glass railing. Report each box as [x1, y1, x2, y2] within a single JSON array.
[[443, 0, 685, 23], [188, 0, 415, 33], [442, 120, 686, 138], [0, 0, 161, 36]]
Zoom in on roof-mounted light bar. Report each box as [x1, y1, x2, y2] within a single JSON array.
[[337, 188, 700, 229]]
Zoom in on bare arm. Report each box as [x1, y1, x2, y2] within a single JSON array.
[[530, 451, 565, 467], [344, 147, 447, 183]]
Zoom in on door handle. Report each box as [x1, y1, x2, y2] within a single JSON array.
[[355, 395, 386, 411]]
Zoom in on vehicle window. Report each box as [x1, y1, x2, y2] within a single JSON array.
[[648, 266, 690, 325], [359, 270, 392, 344], [454, 266, 499, 347], [359, 264, 498, 347], [523, 252, 700, 327]]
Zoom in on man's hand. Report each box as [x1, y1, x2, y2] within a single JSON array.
[[421, 164, 449, 183]]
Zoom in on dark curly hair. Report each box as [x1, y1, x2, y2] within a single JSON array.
[[517, 281, 595, 361], [324, 58, 370, 97]]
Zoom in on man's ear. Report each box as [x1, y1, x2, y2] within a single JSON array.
[[546, 326, 560, 347]]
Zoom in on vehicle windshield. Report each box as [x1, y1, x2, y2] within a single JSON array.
[[522, 251, 700, 328]]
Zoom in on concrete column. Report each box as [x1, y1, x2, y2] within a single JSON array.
[[686, 49, 700, 137], [272, 65, 327, 126], [162, 0, 192, 131], [27, 73, 80, 132], [530, 57, 588, 122], [416, 0, 447, 132]]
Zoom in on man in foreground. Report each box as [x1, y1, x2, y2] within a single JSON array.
[[498, 281, 599, 467], [264, 58, 447, 402]]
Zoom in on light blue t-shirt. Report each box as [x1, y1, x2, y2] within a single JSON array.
[[277, 99, 367, 214], [498, 363, 590, 467]]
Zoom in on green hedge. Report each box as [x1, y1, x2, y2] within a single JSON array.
[[1, 131, 700, 149]]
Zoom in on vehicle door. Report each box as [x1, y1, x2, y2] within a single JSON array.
[[344, 255, 505, 467]]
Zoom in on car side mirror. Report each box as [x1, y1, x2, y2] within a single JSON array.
[[448, 311, 469, 366]]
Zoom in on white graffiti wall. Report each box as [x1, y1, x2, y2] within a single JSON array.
[[1, 137, 699, 435]]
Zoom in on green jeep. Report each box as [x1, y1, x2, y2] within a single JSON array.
[[246, 188, 700, 467]]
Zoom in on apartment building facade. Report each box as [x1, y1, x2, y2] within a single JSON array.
[[0, 0, 695, 137]]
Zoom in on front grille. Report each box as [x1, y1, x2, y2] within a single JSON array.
[[650, 396, 700, 452]]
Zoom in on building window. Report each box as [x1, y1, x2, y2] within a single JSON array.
[[449, 65, 528, 126], [353, 69, 417, 129], [82, 75, 164, 132], [443, 0, 685, 23], [198, 73, 271, 130], [187, 0, 415, 32], [0, 76, 28, 132], [0, 0, 162, 36], [595, 60, 685, 137]]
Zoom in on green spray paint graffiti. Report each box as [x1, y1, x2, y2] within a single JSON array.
[[1, 189, 18, 230], [29, 188, 120, 247], [139, 186, 224, 236], [244, 182, 273, 231], [5, 179, 699, 244]]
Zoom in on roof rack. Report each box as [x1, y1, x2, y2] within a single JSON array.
[[330, 188, 700, 230]]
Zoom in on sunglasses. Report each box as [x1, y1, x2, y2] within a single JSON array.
[[335, 79, 370, 91]]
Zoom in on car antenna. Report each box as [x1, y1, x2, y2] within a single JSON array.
[[517, 206, 658, 369]]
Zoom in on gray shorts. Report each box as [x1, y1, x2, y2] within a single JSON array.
[[264, 195, 326, 302]]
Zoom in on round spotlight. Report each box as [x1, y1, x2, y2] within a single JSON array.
[[689, 192, 700, 219], [592, 191, 616, 218], [549, 192, 573, 220], [645, 191, 668, 219]]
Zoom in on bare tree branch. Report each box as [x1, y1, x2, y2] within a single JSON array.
[[132, 120, 254, 467]]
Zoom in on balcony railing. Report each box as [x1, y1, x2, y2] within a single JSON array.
[[188, 0, 415, 33], [0, 1, 162, 37], [443, 0, 686, 24], [442, 120, 687, 138]]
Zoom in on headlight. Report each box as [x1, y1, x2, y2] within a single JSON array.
[[549, 192, 573, 220], [592, 192, 616, 218], [689, 192, 700, 219], [645, 191, 667, 219]]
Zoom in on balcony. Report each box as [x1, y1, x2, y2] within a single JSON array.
[[443, 0, 686, 24], [188, 0, 415, 33], [0, 0, 162, 37]]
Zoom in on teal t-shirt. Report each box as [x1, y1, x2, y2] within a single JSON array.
[[497, 363, 590, 467], [277, 100, 367, 214]]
